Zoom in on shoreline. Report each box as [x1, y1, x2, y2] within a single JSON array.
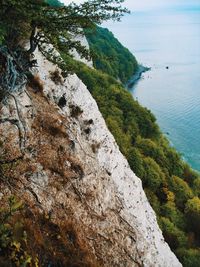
[[126, 65, 199, 173], [126, 65, 150, 89]]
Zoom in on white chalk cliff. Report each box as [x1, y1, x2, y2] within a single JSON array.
[[0, 47, 182, 266]]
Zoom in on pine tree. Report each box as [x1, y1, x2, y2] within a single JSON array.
[[0, 0, 129, 100], [0, 0, 129, 53]]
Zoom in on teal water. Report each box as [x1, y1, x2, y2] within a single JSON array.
[[105, 7, 200, 172]]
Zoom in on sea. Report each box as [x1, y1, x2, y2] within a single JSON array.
[[105, 6, 200, 172]]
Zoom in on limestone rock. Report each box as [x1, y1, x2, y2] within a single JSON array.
[[0, 49, 181, 266]]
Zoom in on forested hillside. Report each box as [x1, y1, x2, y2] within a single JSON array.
[[61, 46, 200, 266], [85, 26, 138, 83], [0, 0, 200, 265]]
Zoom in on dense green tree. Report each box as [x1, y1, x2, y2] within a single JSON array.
[[170, 176, 193, 209], [161, 200, 186, 230], [0, 0, 129, 54], [192, 177, 200, 197], [182, 164, 198, 185], [127, 148, 145, 178], [145, 189, 161, 214], [162, 145, 184, 177], [106, 115, 131, 154], [160, 217, 187, 249], [142, 157, 165, 191], [136, 137, 166, 166], [185, 197, 200, 237], [85, 26, 138, 83], [0, 0, 129, 100], [176, 248, 200, 267]]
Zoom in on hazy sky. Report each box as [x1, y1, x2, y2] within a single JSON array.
[[61, 0, 200, 11]]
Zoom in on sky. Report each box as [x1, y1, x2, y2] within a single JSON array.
[[61, 0, 200, 11]]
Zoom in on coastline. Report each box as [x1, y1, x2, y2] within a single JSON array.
[[126, 65, 150, 89], [127, 65, 199, 173]]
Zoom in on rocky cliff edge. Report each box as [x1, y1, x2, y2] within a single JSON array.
[[0, 49, 182, 267]]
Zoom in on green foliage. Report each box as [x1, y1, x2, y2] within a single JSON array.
[[0, 0, 129, 101], [176, 248, 200, 267], [0, 0, 46, 47], [170, 176, 194, 209], [145, 189, 161, 214], [127, 148, 145, 178], [85, 26, 138, 83], [161, 200, 186, 230], [161, 141, 184, 177], [192, 177, 200, 197], [182, 164, 198, 185], [160, 217, 188, 249], [0, 0, 129, 57], [142, 157, 165, 191], [0, 196, 34, 266], [0, 27, 6, 45], [185, 197, 200, 236], [136, 137, 166, 166], [106, 115, 131, 154]]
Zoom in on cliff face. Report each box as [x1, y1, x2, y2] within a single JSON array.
[[0, 49, 181, 266]]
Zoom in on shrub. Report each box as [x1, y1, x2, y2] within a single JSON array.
[[185, 197, 200, 236], [136, 137, 166, 166], [160, 217, 187, 249], [69, 105, 83, 118], [162, 145, 184, 177], [176, 248, 200, 267], [127, 147, 145, 178], [192, 177, 200, 197], [145, 189, 161, 214], [142, 157, 165, 192], [161, 201, 186, 230], [50, 69, 63, 85], [0, 195, 99, 267], [170, 176, 193, 209], [27, 74, 44, 92]]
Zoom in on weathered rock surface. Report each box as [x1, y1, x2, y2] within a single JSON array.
[[0, 50, 182, 266], [70, 33, 93, 68]]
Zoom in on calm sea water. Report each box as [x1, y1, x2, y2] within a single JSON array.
[[105, 7, 200, 172]]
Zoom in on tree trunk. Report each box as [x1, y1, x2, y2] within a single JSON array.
[[28, 26, 38, 54]]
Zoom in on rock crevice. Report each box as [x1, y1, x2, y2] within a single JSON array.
[[0, 50, 181, 267]]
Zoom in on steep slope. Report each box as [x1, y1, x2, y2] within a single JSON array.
[[64, 29, 200, 267], [0, 49, 181, 266], [85, 26, 138, 83]]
